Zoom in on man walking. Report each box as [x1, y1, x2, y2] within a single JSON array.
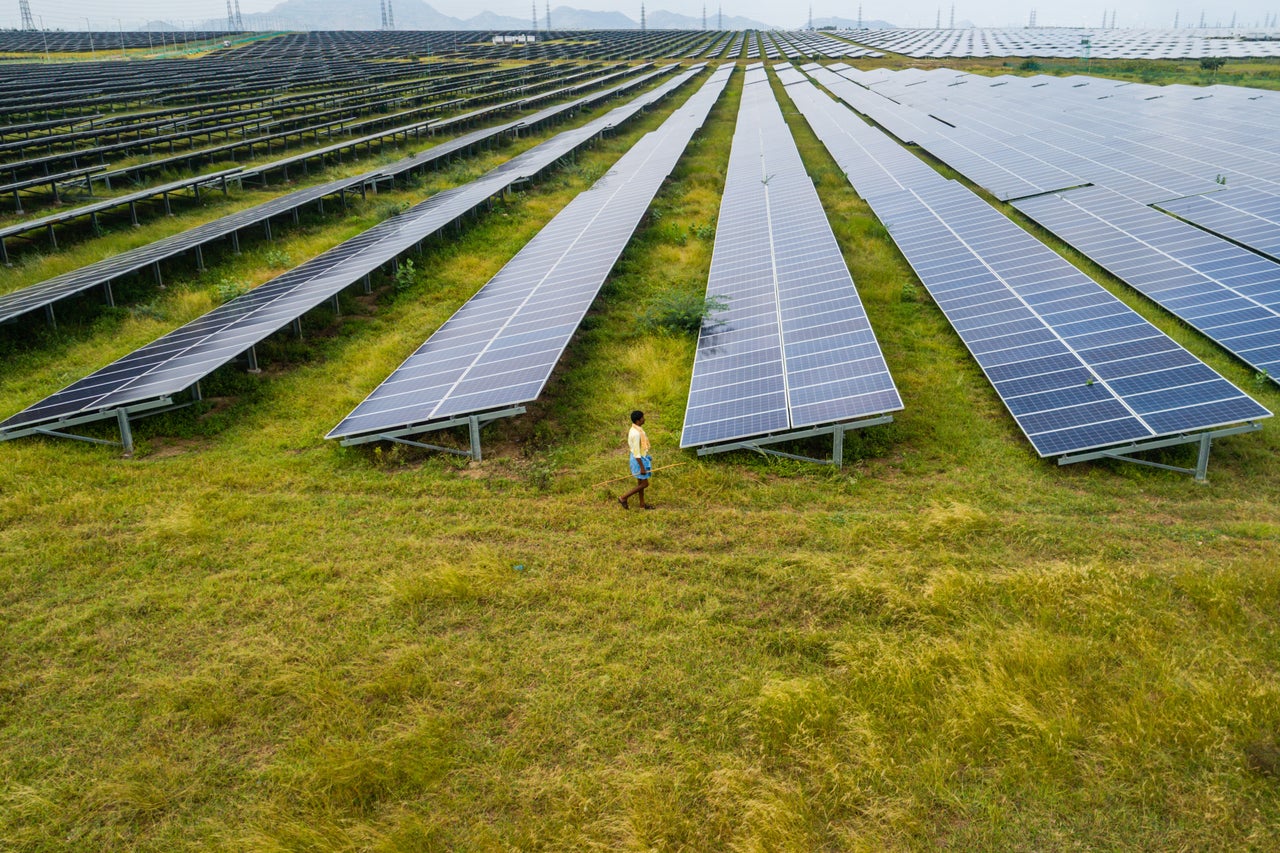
[[619, 410, 653, 510]]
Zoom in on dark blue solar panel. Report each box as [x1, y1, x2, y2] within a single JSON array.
[[328, 65, 732, 443], [681, 66, 901, 450], [1014, 186, 1280, 384]]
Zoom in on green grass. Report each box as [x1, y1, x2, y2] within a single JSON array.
[[2, 64, 1280, 851]]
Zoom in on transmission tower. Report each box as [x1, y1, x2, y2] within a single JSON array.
[[858, 4, 863, 28], [226, 0, 234, 30], [1198, 10, 1206, 27], [546, 1, 551, 31], [950, 5, 955, 28], [808, 4, 813, 29], [19, 0, 36, 30], [380, 0, 387, 29], [640, 1, 646, 31], [235, 0, 243, 29], [1173, 10, 1179, 27], [387, 0, 394, 30], [702, 3, 706, 30], [717, 4, 722, 30], [1029, 9, 1037, 27], [936, 8, 941, 28]]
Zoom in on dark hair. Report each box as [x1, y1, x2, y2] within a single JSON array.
[[630, 410, 644, 424]]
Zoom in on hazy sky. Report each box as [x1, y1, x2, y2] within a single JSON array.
[[13, 0, 1276, 33]]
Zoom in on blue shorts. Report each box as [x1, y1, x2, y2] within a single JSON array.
[[629, 455, 652, 480]]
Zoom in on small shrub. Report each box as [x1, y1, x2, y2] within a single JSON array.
[[215, 277, 248, 303], [394, 258, 417, 294], [129, 300, 167, 321], [900, 279, 921, 303], [643, 291, 728, 335], [265, 248, 292, 268], [690, 221, 715, 241], [1019, 59, 1041, 71], [1253, 369, 1271, 389]]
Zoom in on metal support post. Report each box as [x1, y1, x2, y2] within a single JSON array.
[[117, 408, 134, 456], [362, 274, 372, 295], [246, 345, 260, 373], [832, 424, 844, 469], [45, 304, 56, 328], [231, 230, 241, 254], [330, 294, 341, 316], [103, 281, 115, 307], [153, 261, 164, 288], [468, 415, 482, 461], [292, 318, 303, 339], [194, 245, 205, 271], [1195, 432, 1212, 483]]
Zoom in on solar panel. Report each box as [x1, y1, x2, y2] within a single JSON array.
[[329, 65, 733, 454], [1158, 186, 1280, 262], [0, 66, 698, 453], [1013, 186, 1280, 383], [680, 66, 902, 462], [784, 73, 1270, 474], [0, 64, 678, 329]]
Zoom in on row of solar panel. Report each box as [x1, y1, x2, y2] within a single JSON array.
[[330, 65, 734, 444], [681, 64, 901, 450], [0, 64, 667, 327], [783, 64, 1270, 458], [0, 65, 694, 442], [830, 67, 1280, 388]]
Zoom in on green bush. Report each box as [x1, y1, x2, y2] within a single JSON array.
[[643, 290, 728, 335]]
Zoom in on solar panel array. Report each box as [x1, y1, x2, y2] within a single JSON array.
[[680, 67, 902, 451], [839, 27, 1280, 60], [1159, 187, 1280, 262], [784, 68, 1270, 458], [0, 66, 696, 444], [0, 64, 664, 328], [1013, 186, 1280, 381], [328, 65, 732, 447], [812, 66, 1280, 387]]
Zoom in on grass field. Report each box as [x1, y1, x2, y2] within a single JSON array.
[[2, 61, 1280, 851]]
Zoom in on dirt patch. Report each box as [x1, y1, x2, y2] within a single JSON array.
[[144, 437, 209, 459]]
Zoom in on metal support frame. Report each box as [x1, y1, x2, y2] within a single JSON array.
[[1055, 422, 1264, 483], [694, 415, 895, 468], [338, 406, 527, 462], [1, 396, 178, 454]]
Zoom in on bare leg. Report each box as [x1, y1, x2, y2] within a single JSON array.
[[620, 477, 648, 508]]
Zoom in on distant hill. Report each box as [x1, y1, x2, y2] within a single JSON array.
[[812, 17, 897, 29], [544, 6, 636, 29], [173, 0, 788, 32], [644, 10, 778, 30]]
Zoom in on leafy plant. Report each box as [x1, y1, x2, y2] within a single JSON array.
[[265, 248, 293, 268], [394, 258, 417, 294], [215, 277, 248, 303], [643, 290, 728, 334]]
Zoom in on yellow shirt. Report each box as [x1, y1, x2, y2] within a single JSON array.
[[628, 424, 650, 459]]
